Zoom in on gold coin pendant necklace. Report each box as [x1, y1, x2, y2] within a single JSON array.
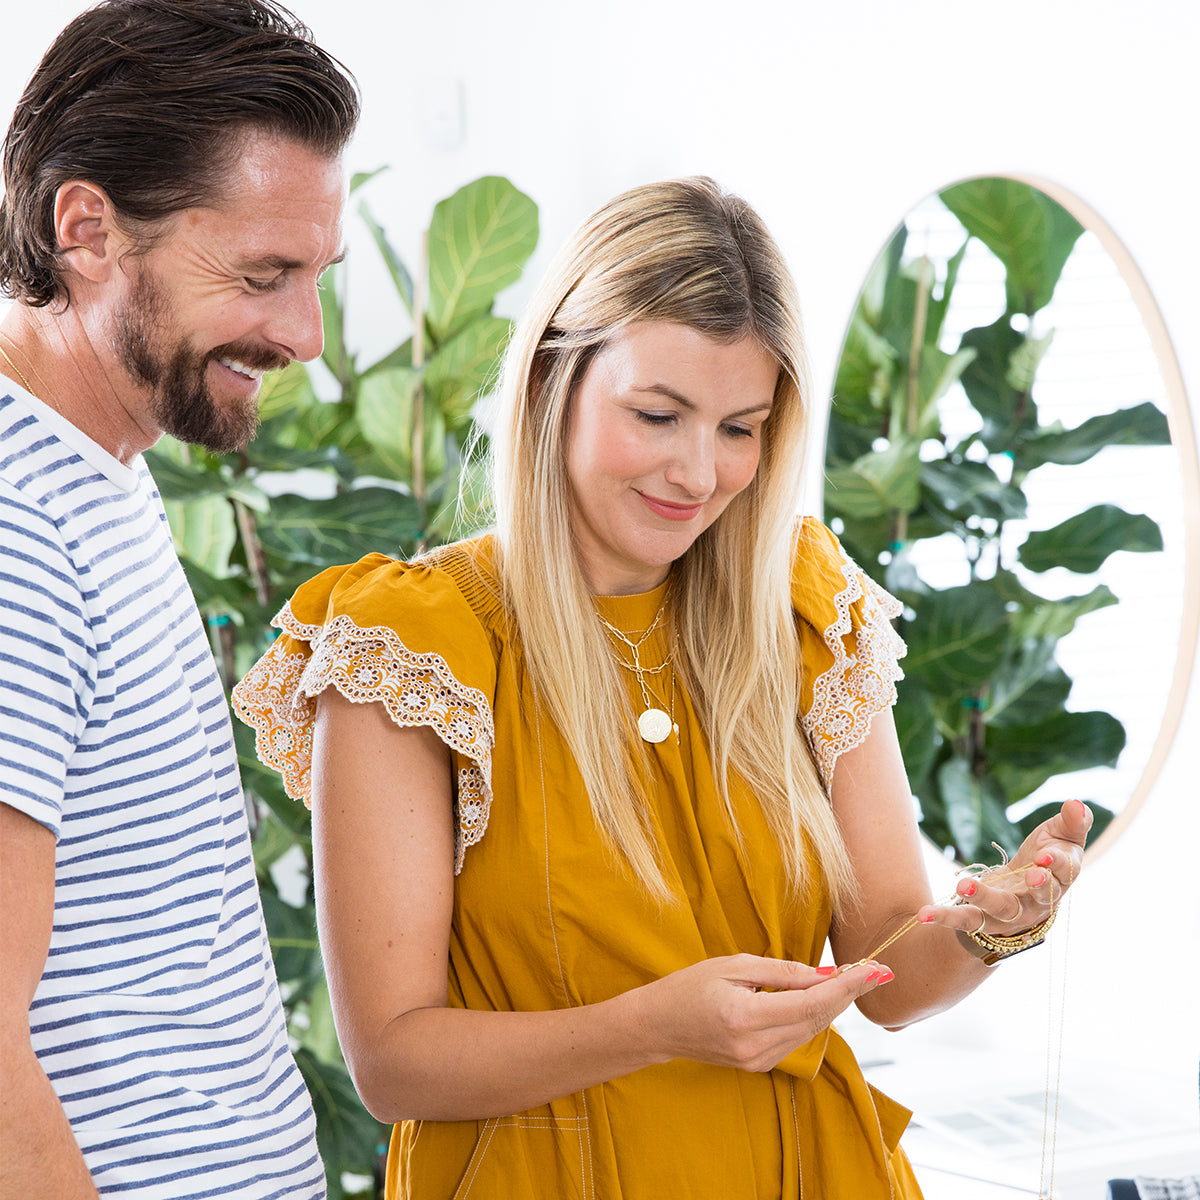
[[597, 598, 676, 744]]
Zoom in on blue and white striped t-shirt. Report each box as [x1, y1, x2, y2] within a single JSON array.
[[0, 387, 325, 1199]]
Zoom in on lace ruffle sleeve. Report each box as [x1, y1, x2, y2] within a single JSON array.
[[792, 518, 907, 789], [231, 551, 498, 872]]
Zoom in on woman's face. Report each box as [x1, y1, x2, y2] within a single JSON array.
[[564, 320, 778, 595]]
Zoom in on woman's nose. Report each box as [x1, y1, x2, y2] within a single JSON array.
[[664, 431, 716, 499]]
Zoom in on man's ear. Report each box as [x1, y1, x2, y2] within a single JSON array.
[[54, 181, 127, 284]]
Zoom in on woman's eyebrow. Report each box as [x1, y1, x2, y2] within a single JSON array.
[[632, 383, 772, 418]]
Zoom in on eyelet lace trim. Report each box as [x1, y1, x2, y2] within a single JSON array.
[[231, 602, 494, 874], [803, 557, 906, 789]]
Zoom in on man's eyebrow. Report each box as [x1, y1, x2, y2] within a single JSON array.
[[239, 249, 347, 272], [633, 383, 772, 418]]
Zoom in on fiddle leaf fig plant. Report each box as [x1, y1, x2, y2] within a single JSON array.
[[146, 174, 538, 1197], [825, 176, 1170, 863]]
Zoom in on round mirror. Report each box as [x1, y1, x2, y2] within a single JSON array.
[[824, 174, 1198, 864]]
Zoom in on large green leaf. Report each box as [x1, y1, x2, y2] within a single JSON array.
[[302, 977, 345, 1067], [940, 177, 1084, 315], [356, 366, 448, 485], [986, 638, 1069, 725], [876, 225, 915, 356], [425, 315, 512, 431], [823, 409, 880, 472], [1018, 504, 1163, 574], [319, 262, 352, 386], [177, 560, 253, 617], [258, 488, 422, 566], [260, 890, 321, 986], [824, 437, 922, 519], [832, 309, 897, 422], [1005, 328, 1055, 394], [959, 317, 1037, 447], [356, 365, 421, 457], [250, 809, 299, 876], [988, 709, 1126, 799], [257, 360, 317, 423], [147, 450, 227, 502], [1014, 401, 1172, 471], [427, 176, 538, 341], [893, 677, 940, 793], [901, 584, 1009, 694], [919, 458, 1026, 523], [1011, 583, 1117, 641], [938, 757, 1021, 861], [923, 236, 969, 349], [358, 198, 415, 316], [914, 344, 978, 431], [163, 494, 238, 577]]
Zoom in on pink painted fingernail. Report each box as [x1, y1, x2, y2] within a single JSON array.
[[919, 913, 935, 924], [1032, 870, 1047, 887], [1037, 853, 1053, 867], [872, 968, 894, 985], [815, 965, 837, 977], [961, 880, 977, 897]]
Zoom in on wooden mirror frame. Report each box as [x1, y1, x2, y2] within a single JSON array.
[[1016, 174, 1200, 861]]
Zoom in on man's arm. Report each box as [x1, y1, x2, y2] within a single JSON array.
[[0, 802, 99, 1199]]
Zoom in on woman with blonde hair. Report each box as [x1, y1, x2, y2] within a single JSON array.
[[234, 177, 1089, 1198]]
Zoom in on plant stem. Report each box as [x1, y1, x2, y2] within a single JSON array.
[[906, 258, 932, 432], [892, 258, 934, 550], [234, 500, 272, 608]]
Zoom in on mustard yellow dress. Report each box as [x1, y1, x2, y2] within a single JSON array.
[[233, 518, 923, 1199]]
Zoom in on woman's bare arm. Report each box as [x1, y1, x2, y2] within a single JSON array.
[[828, 706, 1089, 1029]]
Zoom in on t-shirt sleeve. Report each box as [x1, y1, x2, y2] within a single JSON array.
[[0, 481, 94, 838], [791, 517, 906, 789], [231, 552, 498, 872]]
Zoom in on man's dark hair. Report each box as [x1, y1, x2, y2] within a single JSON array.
[[0, 0, 360, 307]]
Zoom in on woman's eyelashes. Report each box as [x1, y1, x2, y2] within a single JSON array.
[[634, 409, 676, 427], [632, 409, 758, 439]]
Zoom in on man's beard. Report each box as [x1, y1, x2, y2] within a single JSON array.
[[112, 266, 288, 454]]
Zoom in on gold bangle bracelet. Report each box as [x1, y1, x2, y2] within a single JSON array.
[[955, 906, 1057, 966]]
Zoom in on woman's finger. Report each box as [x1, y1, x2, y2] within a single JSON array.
[[727, 954, 886, 994], [750, 960, 893, 1029]]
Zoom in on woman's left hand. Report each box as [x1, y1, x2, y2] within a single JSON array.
[[916, 798, 1092, 937]]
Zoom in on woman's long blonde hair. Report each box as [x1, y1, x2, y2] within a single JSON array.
[[487, 177, 853, 908]]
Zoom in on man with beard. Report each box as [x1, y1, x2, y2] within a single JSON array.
[[0, 2, 357, 1196]]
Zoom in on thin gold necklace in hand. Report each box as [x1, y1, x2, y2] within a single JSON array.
[[596, 598, 677, 744]]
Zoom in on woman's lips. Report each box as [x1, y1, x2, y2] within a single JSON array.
[[637, 492, 703, 521]]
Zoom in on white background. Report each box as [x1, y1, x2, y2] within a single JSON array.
[[5, 1, 1198, 1192]]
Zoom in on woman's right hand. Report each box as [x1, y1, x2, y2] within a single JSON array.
[[630, 954, 893, 1073]]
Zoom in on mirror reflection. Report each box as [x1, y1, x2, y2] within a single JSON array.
[[824, 175, 1191, 864]]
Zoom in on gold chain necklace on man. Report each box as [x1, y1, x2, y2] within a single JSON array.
[[596, 598, 678, 744], [0, 340, 36, 396]]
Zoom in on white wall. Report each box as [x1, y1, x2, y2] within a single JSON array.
[[6, 0, 1198, 1177]]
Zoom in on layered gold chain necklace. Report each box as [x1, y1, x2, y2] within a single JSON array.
[[596, 596, 678, 744]]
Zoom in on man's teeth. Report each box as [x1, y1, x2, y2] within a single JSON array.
[[218, 358, 266, 381]]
